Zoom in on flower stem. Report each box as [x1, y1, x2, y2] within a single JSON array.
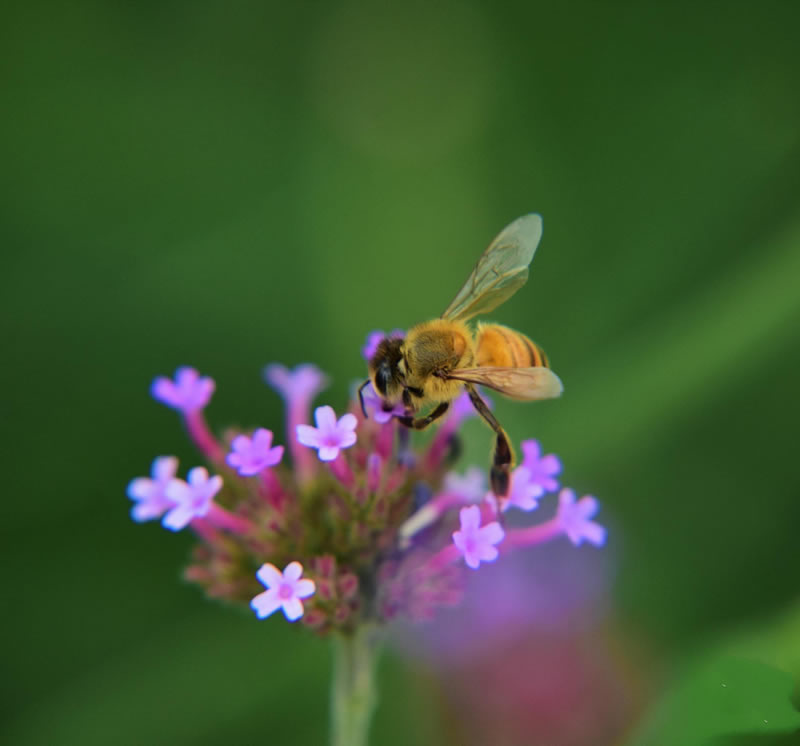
[[331, 626, 380, 746]]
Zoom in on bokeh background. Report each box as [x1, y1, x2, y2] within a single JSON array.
[[3, 1, 800, 744]]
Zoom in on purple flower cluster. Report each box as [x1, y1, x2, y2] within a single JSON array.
[[128, 334, 606, 631]]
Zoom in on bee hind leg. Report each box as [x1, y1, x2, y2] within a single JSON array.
[[396, 401, 449, 430], [465, 384, 513, 497]]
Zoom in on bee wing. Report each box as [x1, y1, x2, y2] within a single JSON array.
[[446, 366, 563, 401], [441, 214, 543, 322]]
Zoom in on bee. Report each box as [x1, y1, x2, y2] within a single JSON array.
[[359, 213, 563, 499]]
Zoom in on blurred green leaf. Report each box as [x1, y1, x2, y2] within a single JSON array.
[[629, 657, 799, 746]]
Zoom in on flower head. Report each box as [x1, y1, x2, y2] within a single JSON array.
[[151, 367, 215, 414], [452, 505, 505, 569], [127, 456, 179, 522], [131, 356, 607, 635], [557, 489, 607, 547], [520, 439, 562, 493], [251, 561, 316, 621], [226, 428, 284, 476], [297, 405, 358, 462], [162, 467, 223, 531]]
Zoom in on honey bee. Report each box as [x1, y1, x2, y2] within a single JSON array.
[[359, 214, 563, 499]]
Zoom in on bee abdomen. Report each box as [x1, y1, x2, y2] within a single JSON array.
[[475, 323, 549, 368]]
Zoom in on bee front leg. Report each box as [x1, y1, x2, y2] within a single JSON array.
[[396, 401, 449, 430], [465, 384, 513, 497]]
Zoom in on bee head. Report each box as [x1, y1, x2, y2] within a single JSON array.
[[368, 337, 405, 403]]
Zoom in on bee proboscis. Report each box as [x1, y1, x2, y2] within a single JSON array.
[[360, 214, 562, 499]]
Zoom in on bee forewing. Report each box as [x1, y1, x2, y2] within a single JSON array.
[[446, 366, 563, 401], [441, 214, 543, 322]]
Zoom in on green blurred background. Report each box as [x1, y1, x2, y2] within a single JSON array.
[[3, 1, 800, 744]]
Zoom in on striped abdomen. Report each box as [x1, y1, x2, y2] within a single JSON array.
[[474, 323, 549, 368]]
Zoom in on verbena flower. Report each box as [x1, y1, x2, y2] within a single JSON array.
[[151, 367, 215, 413], [226, 428, 284, 476], [296, 405, 358, 462], [127, 456, 178, 522], [452, 505, 505, 569], [128, 361, 607, 631], [163, 466, 223, 531], [556, 489, 607, 547], [520, 439, 562, 493], [251, 562, 316, 621]]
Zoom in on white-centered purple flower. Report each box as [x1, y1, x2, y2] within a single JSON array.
[[226, 428, 284, 476], [556, 489, 607, 547], [127, 456, 179, 522], [360, 382, 405, 424], [443, 467, 486, 503], [502, 466, 545, 512], [162, 467, 223, 531], [297, 405, 358, 462], [520, 439, 562, 493], [362, 329, 405, 362], [151, 367, 215, 414], [452, 505, 505, 569], [251, 561, 316, 622]]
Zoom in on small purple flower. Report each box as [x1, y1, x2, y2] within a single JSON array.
[[127, 456, 179, 522], [443, 467, 486, 503], [151, 367, 215, 414], [520, 439, 562, 493], [452, 505, 505, 569], [226, 428, 284, 477], [556, 489, 607, 547], [162, 467, 223, 531], [362, 329, 404, 362], [264, 363, 328, 407], [297, 405, 358, 462], [251, 561, 316, 621], [360, 382, 405, 424], [502, 466, 545, 513]]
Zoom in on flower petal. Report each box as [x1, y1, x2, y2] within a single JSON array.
[[314, 405, 337, 432], [283, 561, 303, 582], [296, 424, 321, 448], [152, 456, 179, 482], [256, 563, 283, 589], [294, 579, 316, 599], [282, 598, 304, 621], [251, 588, 282, 619], [162, 504, 194, 531]]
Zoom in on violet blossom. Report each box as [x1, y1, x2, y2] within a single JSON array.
[[251, 562, 316, 622], [226, 428, 284, 476], [127, 456, 178, 522]]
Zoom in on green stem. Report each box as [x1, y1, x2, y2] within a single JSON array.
[[330, 625, 381, 746]]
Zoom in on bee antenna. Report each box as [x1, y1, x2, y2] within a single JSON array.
[[357, 379, 370, 418]]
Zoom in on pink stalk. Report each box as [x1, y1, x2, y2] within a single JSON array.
[[427, 543, 462, 571], [189, 517, 224, 545], [366, 453, 382, 493], [501, 518, 562, 553], [328, 455, 355, 489], [374, 421, 395, 460], [287, 400, 317, 486], [184, 410, 225, 463], [206, 503, 255, 535], [258, 469, 286, 513]]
